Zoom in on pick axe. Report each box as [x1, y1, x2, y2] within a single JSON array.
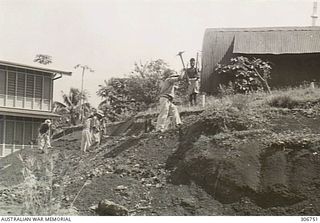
[[177, 51, 186, 69], [177, 51, 189, 84]]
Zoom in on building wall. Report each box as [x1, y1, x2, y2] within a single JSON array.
[[201, 27, 320, 93], [202, 52, 320, 93], [0, 115, 43, 157], [0, 67, 53, 111], [247, 53, 320, 87], [201, 30, 236, 93]]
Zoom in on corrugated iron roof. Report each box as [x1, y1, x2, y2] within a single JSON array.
[[204, 26, 320, 54], [234, 29, 320, 54], [0, 107, 60, 119], [205, 26, 320, 32], [0, 60, 72, 76]]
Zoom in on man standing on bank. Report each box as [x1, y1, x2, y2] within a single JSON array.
[[38, 119, 52, 153], [81, 115, 93, 153], [185, 58, 200, 106], [156, 69, 182, 133]]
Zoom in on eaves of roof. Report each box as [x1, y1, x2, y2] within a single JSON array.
[[0, 107, 60, 119], [0, 60, 72, 76]]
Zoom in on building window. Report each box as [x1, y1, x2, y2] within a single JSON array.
[[32, 121, 40, 141], [26, 74, 35, 109], [0, 119, 3, 157], [5, 121, 14, 144], [16, 73, 25, 108], [0, 119, 3, 144], [0, 116, 44, 157], [15, 122, 24, 145], [2, 118, 42, 145], [34, 76, 43, 110], [24, 122, 33, 145], [7, 71, 16, 96], [7, 72, 16, 107], [43, 77, 51, 110], [0, 70, 6, 106], [0, 69, 52, 111]]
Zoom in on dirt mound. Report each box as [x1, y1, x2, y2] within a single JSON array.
[[56, 107, 320, 215], [1, 105, 320, 215], [0, 150, 29, 187], [45, 121, 223, 215], [167, 108, 320, 215]]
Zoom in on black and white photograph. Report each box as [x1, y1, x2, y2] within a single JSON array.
[[0, 0, 320, 221]]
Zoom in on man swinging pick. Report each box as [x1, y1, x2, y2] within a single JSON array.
[[185, 58, 200, 106]]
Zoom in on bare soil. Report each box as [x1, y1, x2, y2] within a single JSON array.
[[1, 108, 320, 215]]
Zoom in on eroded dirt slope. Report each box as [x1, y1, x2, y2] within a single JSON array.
[[1, 107, 320, 215]]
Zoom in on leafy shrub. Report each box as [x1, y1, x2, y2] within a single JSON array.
[[97, 59, 187, 121], [53, 88, 92, 126], [216, 56, 272, 94]]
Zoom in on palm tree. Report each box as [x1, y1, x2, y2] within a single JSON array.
[[53, 88, 91, 125]]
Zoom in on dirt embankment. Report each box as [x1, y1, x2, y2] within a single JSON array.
[[168, 108, 320, 215], [1, 107, 320, 215]]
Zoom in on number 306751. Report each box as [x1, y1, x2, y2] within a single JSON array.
[[301, 217, 318, 222]]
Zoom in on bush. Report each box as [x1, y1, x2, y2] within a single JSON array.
[[216, 56, 272, 94], [268, 95, 299, 109], [97, 59, 188, 121]]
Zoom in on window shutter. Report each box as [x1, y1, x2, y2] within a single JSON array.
[[5, 121, 14, 144], [43, 77, 51, 100], [15, 122, 24, 145], [32, 122, 40, 140], [17, 73, 25, 97], [35, 76, 43, 99], [0, 70, 6, 95], [0, 120, 3, 144], [7, 72, 16, 96], [24, 122, 33, 145], [26, 75, 34, 98]]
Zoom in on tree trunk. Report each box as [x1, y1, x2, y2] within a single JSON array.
[[253, 67, 271, 94]]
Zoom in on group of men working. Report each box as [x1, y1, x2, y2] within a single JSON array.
[[37, 113, 106, 153], [155, 57, 200, 132], [37, 57, 200, 152], [81, 114, 105, 152]]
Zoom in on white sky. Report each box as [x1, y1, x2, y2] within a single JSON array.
[[0, 0, 316, 106]]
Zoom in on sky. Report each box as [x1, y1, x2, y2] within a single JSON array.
[[0, 0, 316, 106]]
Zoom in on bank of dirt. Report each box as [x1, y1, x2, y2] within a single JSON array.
[[1, 106, 320, 215]]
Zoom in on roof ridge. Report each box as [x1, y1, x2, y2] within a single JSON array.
[[206, 26, 320, 32], [0, 60, 72, 76]]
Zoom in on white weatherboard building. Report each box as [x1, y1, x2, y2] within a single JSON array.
[[0, 60, 71, 157]]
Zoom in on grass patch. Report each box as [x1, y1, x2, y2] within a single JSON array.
[[266, 86, 320, 108], [136, 85, 320, 123], [268, 95, 299, 109]]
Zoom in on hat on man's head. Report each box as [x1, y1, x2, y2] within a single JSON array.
[[162, 69, 178, 79], [190, 58, 195, 62], [45, 119, 51, 125]]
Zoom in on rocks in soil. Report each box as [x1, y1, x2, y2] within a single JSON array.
[[96, 199, 129, 216], [115, 185, 128, 191]]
